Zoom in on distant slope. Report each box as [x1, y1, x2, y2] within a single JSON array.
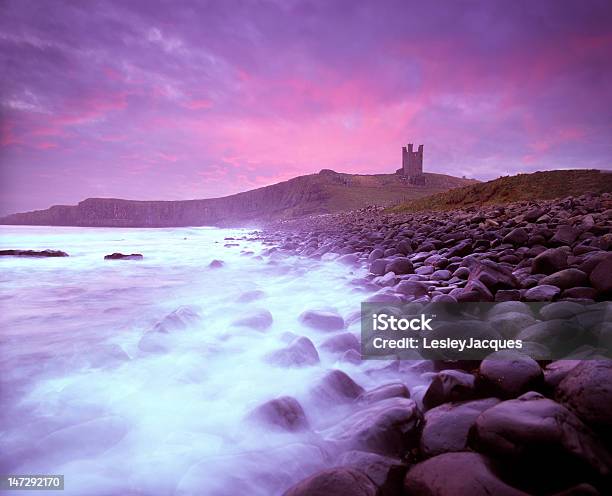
[[0, 170, 476, 227], [392, 169, 612, 213]]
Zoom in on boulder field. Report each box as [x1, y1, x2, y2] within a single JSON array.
[[258, 192, 612, 496]]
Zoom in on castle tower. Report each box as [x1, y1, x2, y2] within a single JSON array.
[[402, 143, 423, 178]]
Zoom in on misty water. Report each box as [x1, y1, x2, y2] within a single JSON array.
[[0, 226, 425, 495]]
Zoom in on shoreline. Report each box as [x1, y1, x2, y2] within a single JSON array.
[[1, 194, 611, 495]]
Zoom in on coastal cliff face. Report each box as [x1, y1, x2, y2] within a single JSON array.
[[0, 171, 476, 227]]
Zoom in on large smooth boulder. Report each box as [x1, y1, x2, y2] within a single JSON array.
[[555, 360, 612, 434], [386, 257, 414, 275], [359, 383, 410, 404], [311, 370, 364, 403], [517, 319, 584, 354], [420, 398, 500, 457], [551, 225, 580, 245], [478, 351, 543, 398], [423, 370, 477, 410], [337, 451, 407, 496], [267, 337, 320, 367], [524, 284, 561, 301], [325, 397, 421, 457], [472, 392, 612, 478], [299, 310, 345, 331], [395, 280, 429, 299], [590, 257, 612, 293], [283, 468, 378, 496], [487, 311, 536, 339], [248, 396, 309, 432], [543, 360, 581, 389], [404, 452, 527, 496], [532, 247, 569, 275], [503, 228, 529, 245], [540, 269, 589, 290]]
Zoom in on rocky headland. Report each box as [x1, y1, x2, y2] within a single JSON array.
[[0, 171, 474, 227]]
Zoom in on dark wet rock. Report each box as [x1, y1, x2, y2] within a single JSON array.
[[423, 370, 477, 410], [524, 207, 547, 222], [472, 392, 612, 478], [544, 360, 581, 389], [467, 259, 518, 292], [487, 311, 536, 339], [395, 280, 428, 299], [369, 248, 385, 262], [532, 247, 569, 275], [337, 450, 407, 496], [248, 396, 309, 432], [282, 467, 378, 496], [555, 360, 612, 434], [299, 309, 344, 331], [487, 301, 533, 319], [503, 228, 529, 245], [562, 287, 598, 300], [208, 259, 224, 268], [589, 257, 612, 293], [457, 279, 493, 302], [104, 252, 143, 260], [0, 249, 69, 257], [430, 269, 451, 281], [540, 269, 589, 290], [478, 351, 543, 398], [551, 225, 581, 245], [325, 397, 420, 457], [404, 452, 528, 496], [386, 257, 414, 275], [420, 398, 500, 457], [539, 301, 585, 320], [415, 265, 434, 275], [359, 383, 410, 404], [320, 333, 360, 354], [524, 284, 560, 301], [312, 369, 364, 403], [370, 258, 388, 276], [550, 483, 601, 496], [495, 289, 521, 302], [452, 266, 470, 279], [517, 319, 584, 352], [232, 308, 273, 331], [267, 337, 320, 367], [447, 240, 472, 258], [365, 291, 403, 304]]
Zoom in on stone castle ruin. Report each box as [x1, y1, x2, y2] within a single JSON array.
[[396, 143, 425, 184]]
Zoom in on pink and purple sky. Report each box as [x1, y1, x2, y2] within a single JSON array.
[[1, 0, 611, 215]]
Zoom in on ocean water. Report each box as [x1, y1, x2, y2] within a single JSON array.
[[0, 226, 419, 495]]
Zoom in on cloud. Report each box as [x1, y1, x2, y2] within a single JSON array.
[[0, 0, 611, 214]]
